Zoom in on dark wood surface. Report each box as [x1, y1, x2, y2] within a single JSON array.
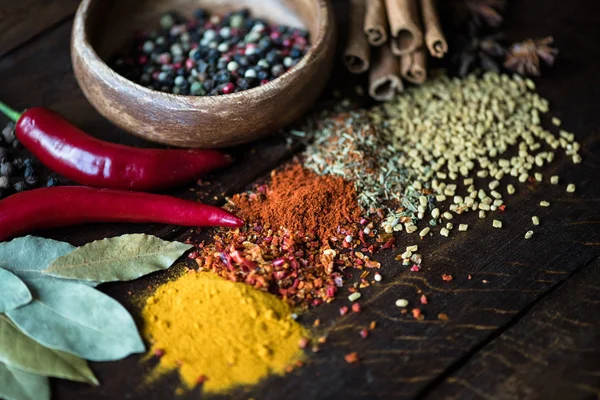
[[1, 1, 599, 399]]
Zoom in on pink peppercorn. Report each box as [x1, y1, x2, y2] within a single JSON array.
[[221, 82, 235, 94], [158, 53, 171, 65]]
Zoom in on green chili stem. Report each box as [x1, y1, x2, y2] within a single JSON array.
[[0, 100, 22, 122]]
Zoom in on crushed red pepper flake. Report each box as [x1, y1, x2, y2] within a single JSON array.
[[420, 295, 428, 305], [352, 303, 362, 313], [153, 348, 165, 357], [359, 329, 369, 339], [191, 163, 378, 308], [313, 319, 321, 327], [442, 274, 454, 281], [196, 375, 208, 385], [412, 308, 424, 320], [438, 313, 449, 321], [339, 306, 349, 316], [411, 265, 421, 272], [344, 352, 359, 364], [298, 337, 309, 349]]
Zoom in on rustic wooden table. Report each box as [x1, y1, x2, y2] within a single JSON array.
[[1, 1, 599, 399]]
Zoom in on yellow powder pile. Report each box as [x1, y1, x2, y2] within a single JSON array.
[[142, 270, 308, 394]]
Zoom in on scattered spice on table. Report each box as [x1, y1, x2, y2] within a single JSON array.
[[111, 8, 310, 96], [191, 164, 383, 308], [0, 120, 56, 199], [142, 270, 307, 394]]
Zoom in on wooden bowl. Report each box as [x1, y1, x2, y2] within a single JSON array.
[[71, 0, 335, 148]]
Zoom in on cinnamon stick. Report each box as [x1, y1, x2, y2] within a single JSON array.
[[369, 44, 403, 101], [420, 0, 448, 58], [400, 47, 427, 84], [344, 0, 370, 74], [364, 0, 388, 46], [384, 0, 423, 56]]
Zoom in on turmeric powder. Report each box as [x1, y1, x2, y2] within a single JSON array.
[[142, 270, 308, 394]]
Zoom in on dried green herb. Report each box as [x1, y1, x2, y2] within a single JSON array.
[[44, 234, 192, 283]]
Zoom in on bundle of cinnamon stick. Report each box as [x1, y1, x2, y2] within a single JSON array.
[[344, 0, 447, 101]]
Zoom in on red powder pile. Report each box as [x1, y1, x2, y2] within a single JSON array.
[[190, 163, 380, 308], [232, 164, 363, 241]]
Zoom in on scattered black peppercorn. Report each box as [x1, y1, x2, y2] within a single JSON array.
[[0, 121, 55, 199]]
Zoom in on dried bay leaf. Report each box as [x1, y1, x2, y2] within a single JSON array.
[[0, 316, 98, 385], [6, 278, 145, 361], [44, 234, 192, 283], [0, 363, 50, 400], [0, 268, 32, 313], [0, 236, 97, 287]]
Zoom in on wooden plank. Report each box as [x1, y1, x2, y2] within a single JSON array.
[[0, 0, 79, 58], [423, 257, 600, 400]]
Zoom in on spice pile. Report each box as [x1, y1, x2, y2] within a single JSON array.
[[301, 72, 580, 240], [111, 8, 310, 96], [191, 164, 383, 308], [142, 271, 307, 394]]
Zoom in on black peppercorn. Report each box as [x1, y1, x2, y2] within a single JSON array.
[[290, 48, 302, 59], [203, 79, 215, 91], [266, 50, 282, 65], [257, 70, 269, 81], [194, 8, 208, 20], [25, 175, 38, 186], [13, 181, 26, 192], [23, 166, 35, 178], [0, 162, 13, 177], [46, 177, 59, 187], [214, 71, 231, 83]]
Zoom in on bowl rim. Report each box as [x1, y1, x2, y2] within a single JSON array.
[[73, 0, 332, 102]]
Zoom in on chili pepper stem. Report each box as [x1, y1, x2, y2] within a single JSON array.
[[0, 100, 22, 122]]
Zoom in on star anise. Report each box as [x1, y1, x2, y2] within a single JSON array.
[[504, 37, 558, 76], [449, 0, 507, 28], [453, 31, 506, 77]]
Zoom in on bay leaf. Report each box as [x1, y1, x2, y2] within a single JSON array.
[[6, 278, 145, 361], [0, 316, 98, 385], [0, 268, 32, 313], [0, 236, 97, 287], [43, 234, 192, 283], [0, 362, 50, 400]]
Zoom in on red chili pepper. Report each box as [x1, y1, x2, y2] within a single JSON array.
[[0, 186, 243, 242], [0, 102, 231, 191]]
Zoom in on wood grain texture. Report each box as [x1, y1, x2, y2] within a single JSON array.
[[71, 0, 336, 148], [424, 257, 600, 400], [0, 0, 79, 57], [0, 0, 598, 399]]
